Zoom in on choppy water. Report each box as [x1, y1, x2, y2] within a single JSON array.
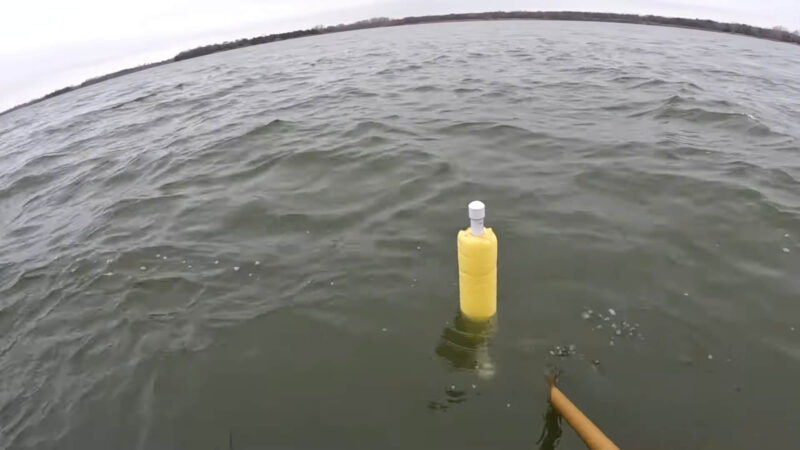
[[2, 20, 800, 449]]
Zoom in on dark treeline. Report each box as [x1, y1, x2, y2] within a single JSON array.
[[4, 60, 170, 115], [3, 11, 799, 116], [40, 61, 170, 101], [175, 11, 800, 60]]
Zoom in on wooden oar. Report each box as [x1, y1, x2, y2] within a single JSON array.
[[547, 379, 620, 450]]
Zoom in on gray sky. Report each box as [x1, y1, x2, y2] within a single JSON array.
[[1, 0, 798, 111]]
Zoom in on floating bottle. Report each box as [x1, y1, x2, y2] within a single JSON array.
[[457, 201, 497, 321]]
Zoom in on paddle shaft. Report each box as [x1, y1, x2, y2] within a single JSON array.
[[549, 385, 620, 450]]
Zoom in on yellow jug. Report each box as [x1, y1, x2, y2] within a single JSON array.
[[457, 201, 497, 321]]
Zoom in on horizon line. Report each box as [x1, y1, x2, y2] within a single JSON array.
[[2, 10, 798, 117]]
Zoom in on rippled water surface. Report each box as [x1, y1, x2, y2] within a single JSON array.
[[2, 20, 800, 449]]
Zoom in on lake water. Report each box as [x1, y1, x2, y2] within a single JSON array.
[[1, 20, 799, 449]]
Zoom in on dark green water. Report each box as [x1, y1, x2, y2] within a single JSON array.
[[1, 20, 799, 449]]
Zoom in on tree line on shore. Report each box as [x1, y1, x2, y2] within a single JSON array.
[[175, 11, 800, 61], [4, 11, 798, 115]]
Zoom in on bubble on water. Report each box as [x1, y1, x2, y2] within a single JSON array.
[[683, 292, 689, 296], [581, 311, 591, 320], [603, 316, 610, 321], [382, 328, 387, 332], [472, 384, 477, 389], [611, 323, 617, 329], [103, 272, 114, 276], [214, 260, 219, 265], [609, 340, 615, 346], [182, 260, 186, 264], [248, 273, 252, 277], [595, 324, 603, 330], [306, 230, 310, 234], [551, 344, 577, 357], [791, 326, 796, 332], [330, 281, 335, 285], [106, 259, 113, 264], [608, 308, 616, 316], [506, 403, 511, 408], [782, 247, 791, 253], [234, 266, 240, 271], [255, 261, 260, 265], [140, 266, 147, 271], [416, 246, 421, 250], [785, 233, 790, 238], [188, 265, 192, 269], [156, 254, 160, 258], [707, 354, 713, 360], [615, 329, 622, 336]]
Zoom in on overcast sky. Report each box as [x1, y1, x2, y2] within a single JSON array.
[[1, 0, 798, 111]]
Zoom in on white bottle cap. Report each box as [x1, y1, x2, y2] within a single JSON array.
[[469, 201, 485, 219], [468, 201, 485, 236]]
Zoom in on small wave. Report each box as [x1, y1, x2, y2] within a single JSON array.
[[653, 108, 776, 137], [505, 48, 529, 56], [403, 85, 442, 93], [601, 100, 655, 112], [655, 107, 751, 123], [631, 79, 702, 91], [110, 92, 159, 110], [363, 51, 394, 58], [436, 121, 551, 143], [240, 119, 296, 137], [374, 63, 423, 76], [424, 55, 449, 63], [453, 87, 482, 94], [610, 75, 650, 83], [341, 120, 418, 139], [14, 152, 70, 174], [627, 95, 768, 132], [540, 80, 606, 90], [0, 171, 59, 200], [574, 65, 618, 74], [333, 86, 379, 98], [545, 54, 572, 62], [101, 194, 186, 223], [722, 161, 799, 189]]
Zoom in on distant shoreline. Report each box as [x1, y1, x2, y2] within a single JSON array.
[[3, 11, 798, 117]]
